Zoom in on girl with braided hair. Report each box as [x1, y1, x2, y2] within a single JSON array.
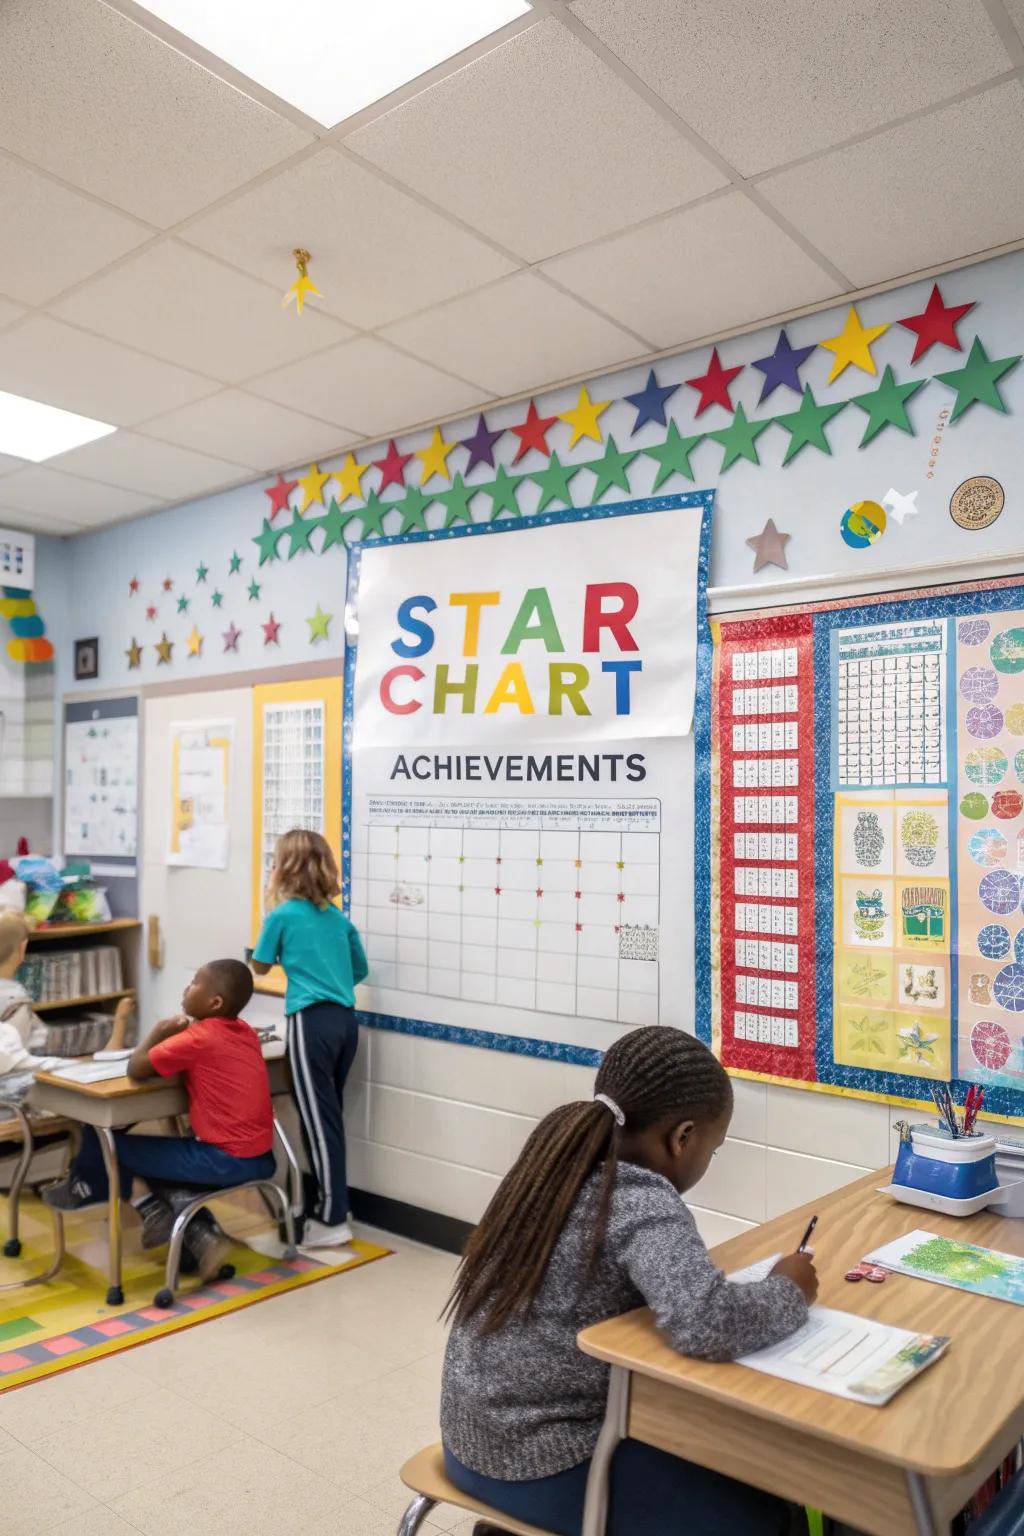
[[440, 1025, 817, 1536]]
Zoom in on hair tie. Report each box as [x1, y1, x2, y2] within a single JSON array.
[[594, 1092, 625, 1127]]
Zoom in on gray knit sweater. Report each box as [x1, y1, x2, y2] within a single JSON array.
[[441, 1162, 807, 1481]]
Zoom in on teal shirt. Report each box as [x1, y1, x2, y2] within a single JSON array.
[[253, 899, 368, 1015]]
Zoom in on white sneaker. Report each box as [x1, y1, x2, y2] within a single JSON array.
[[301, 1218, 353, 1249]]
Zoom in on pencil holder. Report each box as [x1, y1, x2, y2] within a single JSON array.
[[894, 1123, 998, 1201]]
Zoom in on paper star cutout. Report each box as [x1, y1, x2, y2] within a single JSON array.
[[460, 413, 503, 473], [746, 518, 790, 573], [560, 386, 610, 448], [707, 402, 771, 471], [194, 564, 207, 584], [589, 436, 638, 500], [283, 272, 322, 315], [176, 595, 189, 614], [899, 283, 975, 363], [155, 632, 173, 664], [162, 576, 174, 592], [437, 473, 476, 529], [211, 589, 224, 608], [264, 473, 297, 519], [751, 329, 815, 402], [222, 622, 241, 652], [935, 336, 1021, 422], [624, 369, 680, 433], [284, 511, 316, 559], [373, 439, 413, 492], [509, 401, 558, 462], [532, 452, 582, 512], [773, 386, 847, 465], [397, 484, 431, 535], [247, 579, 261, 601], [306, 604, 332, 643], [228, 551, 242, 574], [128, 577, 139, 595], [882, 487, 919, 525], [337, 452, 370, 502], [819, 304, 889, 382], [644, 421, 704, 489], [145, 605, 157, 622], [357, 489, 389, 539], [321, 497, 359, 550], [298, 462, 330, 512], [186, 625, 203, 657], [685, 347, 743, 415], [416, 426, 456, 486], [126, 638, 142, 669], [849, 364, 926, 446], [482, 465, 522, 521], [262, 613, 281, 645]]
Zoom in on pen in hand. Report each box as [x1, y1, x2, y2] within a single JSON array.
[[796, 1214, 818, 1253]]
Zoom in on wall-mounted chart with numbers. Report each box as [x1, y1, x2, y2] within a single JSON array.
[[697, 575, 1024, 1120]]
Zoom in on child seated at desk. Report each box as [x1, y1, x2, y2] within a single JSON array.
[[441, 1025, 818, 1536], [0, 911, 71, 1101], [44, 958, 275, 1279]]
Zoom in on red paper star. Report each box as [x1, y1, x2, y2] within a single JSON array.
[[495, 886, 502, 896], [162, 577, 173, 592], [616, 892, 626, 903], [128, 577, 139, 595], [145, 604, 157, 621], [685, 347, 743, 415], [574, 890, 582, 900], [898, 282, 976, 363], [265, 473, 298, 519], [509, 400, 559, 462], [575, 923, 583, 933], [262, 612, 281, 645], [535, 888, 544, 898], [373, 439, 414, 492]]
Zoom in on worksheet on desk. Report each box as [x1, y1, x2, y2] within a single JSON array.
[[735, 1306, 949, 1405]]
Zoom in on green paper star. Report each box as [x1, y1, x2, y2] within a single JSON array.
[[437, 473, 476, 529], [284, 510, 317, 558], [396, 484, 431, 535], [357, 489, 389, 539], [195, 562, 208, 583], [176, 595, 189, 614], [707, 402, 771, 471], [773, 386, 847, 465], [228, 551, 242, 574], [211, 589, 224, 608], [588, 436, 638, 500], [935, 336, 1021, 423], [849, 364, 927, 446], [643, 421, 704, 490], [253, 518, 281, 566], [306, 603, 332, 643], [247, 578, 261, 601], [320, 497, 359, 551], [532, 452, 581, 512], [482, 465, 522, 521]]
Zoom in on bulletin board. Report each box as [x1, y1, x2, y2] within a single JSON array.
[[697, 573, 1024, 1120], [62, 695, 139, 918]]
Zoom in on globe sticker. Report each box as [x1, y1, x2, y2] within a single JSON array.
[[950, 476, 1004, 531], [840, 500, 887, 550]]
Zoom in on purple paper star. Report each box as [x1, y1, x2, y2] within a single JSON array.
[[751, 329, 816, 402], [460, 413, 503, 473], [222, 622, 241, 652], [624, 368, 680, 433]]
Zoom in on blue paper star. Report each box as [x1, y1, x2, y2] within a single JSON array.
[[624, 369, 680, 433], [751, 329, 816, 402], [460, 413, 503, 473]]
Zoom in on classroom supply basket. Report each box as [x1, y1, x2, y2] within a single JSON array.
[[883, 1122, 1024, 1216]]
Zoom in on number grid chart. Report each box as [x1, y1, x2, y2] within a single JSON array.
[[258, 701, 325, 919], [833, 620, 947, 790]]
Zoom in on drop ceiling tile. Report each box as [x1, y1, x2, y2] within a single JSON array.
[[0, 466, 165, 523], [142, 389, 355, 472], [249, 337, 488, 438], [52, 242, 353, 381], [47, 432, 251, 501], [570, 0, 1011, 176], [182, 148, 518, 330], [758, 83, 1024, 287], [0, 453, 25, 476], [543, 193, 841, 349], [346, 17, 725, 262], [0, 509, 82, 535], [1007, 0, 1024, 43], [0, 316, 217, 427], [0, 296, 26, 331], [0, 156, 151, 305], [381, 272, 643, 396], [0, 0, 312, 226]]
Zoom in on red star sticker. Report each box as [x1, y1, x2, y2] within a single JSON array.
[[898, 282, 976, 363], [373, 438, 414, 492], [616, 892, 626, 903], [574, 890, 582, 900], [575, 923, 583, 933], [128, 577, 139, 595], [535, 888, 544, 898], [614, 924, 621, 934], [685, 347, 743, 415], [495, 857, 502, 865], [145, 605, 157, 621], [262, 612, 281, 645], [494, 886, 502, 896], [162, 577, 173, 592], [509, 400, 558, 462], [264, 472, 298, 519]]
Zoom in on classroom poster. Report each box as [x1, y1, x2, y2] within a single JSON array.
[[346, 496, 710, 1058], [166, 718, 233, 870], [63, 716, 139, 857]]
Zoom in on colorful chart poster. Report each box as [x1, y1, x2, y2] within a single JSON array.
[[64, 716, 139, 858]]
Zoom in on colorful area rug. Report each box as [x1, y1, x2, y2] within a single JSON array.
[[0, 1193, 389, 1391]]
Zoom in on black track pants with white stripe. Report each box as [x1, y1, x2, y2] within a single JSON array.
[[286, 1002, 359, 1227]]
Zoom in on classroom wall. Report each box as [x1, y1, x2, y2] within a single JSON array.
[[43, 248, 1024, 1237]]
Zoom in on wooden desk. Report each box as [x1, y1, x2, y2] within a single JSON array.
[[578, 1169, 1024, 1536]]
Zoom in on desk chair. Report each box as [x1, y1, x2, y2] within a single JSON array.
[[398, 1444, 559, 1536], [0, 1099, 71, 1290]]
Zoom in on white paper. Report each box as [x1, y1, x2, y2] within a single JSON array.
[[735, 1305, 949, 1404], [728, 1254, 780, 1284], [64, 716, 139, 858], [51, 1060, 129, 1083], [167, 720, 233, 870]]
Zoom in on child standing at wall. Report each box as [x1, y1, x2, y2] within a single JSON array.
[[251, 829, 367, 1248]]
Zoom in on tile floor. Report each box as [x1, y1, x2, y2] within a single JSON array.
[[0, 1226, 474, 1536]]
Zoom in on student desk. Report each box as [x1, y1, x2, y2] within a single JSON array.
[[29, 1052, 294, 1305], [578, 1169, 1024, 1536]]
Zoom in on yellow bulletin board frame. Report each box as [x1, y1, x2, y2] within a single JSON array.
[[251, 676, 343, 997]]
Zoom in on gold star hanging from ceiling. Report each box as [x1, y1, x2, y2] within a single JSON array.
[[282, 248, 322, 316]]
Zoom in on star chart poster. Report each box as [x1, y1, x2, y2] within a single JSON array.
[[345, 497, 710, 1058]]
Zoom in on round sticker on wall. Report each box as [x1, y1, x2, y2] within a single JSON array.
[[959, 667, 999, 705], [994, 964, 1024, 1012], [966, 704, 1005, 740], [950, 477, 1004, 531], [993, 790, 1024, 821], [971, 1019, 1012, 1071], [961, 791, 989, 820], [991, 629, 1024, 675], [969, 828, 1009, 867], [959, 619, 991, 646], [979, 869, 1021, 914], [965, 746, 1009, 787], [840, 501, 887, 549], [979, 924, 1012, 960]]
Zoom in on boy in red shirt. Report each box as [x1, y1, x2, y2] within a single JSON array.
[[45, 959, 274, 1278]]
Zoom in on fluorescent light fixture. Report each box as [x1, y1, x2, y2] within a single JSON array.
[[134, 0, 531, 127], [0, 390, 116, 463]]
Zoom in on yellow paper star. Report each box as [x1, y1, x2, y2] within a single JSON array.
[[283, 273, 323, 316], [298, 462, 330, 512], [126, 638, 142, 670], [560, 385, 611, 448], [186, 625, 203, 657], [819, 304, 890, 382], [155, 633, 173, 665], [337, 452, 370, 501], [416, 426, 456, 486]]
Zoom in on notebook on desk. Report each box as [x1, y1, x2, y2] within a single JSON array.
[[50, 1060, 130, 1084]]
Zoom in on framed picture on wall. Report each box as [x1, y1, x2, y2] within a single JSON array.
[[74, 636, 99, 681]]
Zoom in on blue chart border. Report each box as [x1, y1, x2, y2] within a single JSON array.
[[342, 491, 714, 1066]]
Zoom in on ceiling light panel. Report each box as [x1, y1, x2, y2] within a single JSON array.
[[0, 390, 115, 462]]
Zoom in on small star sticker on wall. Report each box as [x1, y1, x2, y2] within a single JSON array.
[[126, 638, 142, 669], [746, 518, 791, 573], [307, 604, 332, 643], [195, 563, 207, 583], [211, 589, 224, 608], [155, 632, 173, 664], [176, 595, 189, 614], [128, 577, 139, 595], [262, 613, 281, 645], [186, 625, 203, 657], [228, 551, 242, 574], [882, 488, 919, 525], [247, 578, 261, 602], [146, 605, 157, 622], [162, 577, 173, 592], [222, 622, 241, 652]]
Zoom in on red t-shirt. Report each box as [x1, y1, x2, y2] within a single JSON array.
[[149, 1016, 273, 1159]]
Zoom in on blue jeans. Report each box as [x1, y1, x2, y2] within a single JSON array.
[[71, 1124, 276, 1201], [444, 1442, 790, 1536]]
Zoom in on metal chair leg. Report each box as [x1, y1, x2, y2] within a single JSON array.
[[273, 1116, 303, 1218], [0, 1100, 68, 1289], [397, 1494, 437, 1535]]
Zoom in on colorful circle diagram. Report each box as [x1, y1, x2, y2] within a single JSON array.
[[979, 869, 1021, 914], [840, 501, 887, 550], [965, 746, 1009, 787], [991, 628, 1024, 675], [993, 790, 1024, 820], [979, 924, 1012, 960], [1007, 704, 1024, 737], [967, 704, 1005, 740], [972, 1019, 1012, 1071], [994, 964, 1024, 1012], [960, 667, 999, 705], [969, 828, 1009, 867], [959, 619, 991, 646], [1015, 931, 1024, 966], [960, 792, 989, 820]]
